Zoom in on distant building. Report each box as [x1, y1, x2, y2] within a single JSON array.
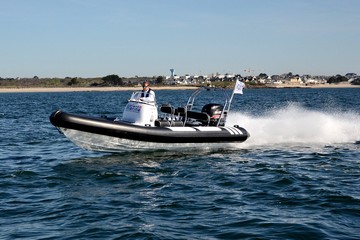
[[288, 76, 303, 85]]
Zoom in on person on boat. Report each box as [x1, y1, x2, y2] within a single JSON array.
[[140, 81, 156, 103]]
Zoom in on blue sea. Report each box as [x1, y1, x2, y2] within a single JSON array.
[[0, 88, 359, 239]]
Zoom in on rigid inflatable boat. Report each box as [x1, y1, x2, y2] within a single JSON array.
[[50, 82, 249, 152]]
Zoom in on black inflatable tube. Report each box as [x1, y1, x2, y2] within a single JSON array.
[[50, 110, 249, 143]]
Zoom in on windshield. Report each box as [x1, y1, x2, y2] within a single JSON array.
[[129, 91, 156, 105]]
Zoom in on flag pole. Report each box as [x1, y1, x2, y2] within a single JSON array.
[[220, 77, 244, 126], [228, 77, 244, 111]]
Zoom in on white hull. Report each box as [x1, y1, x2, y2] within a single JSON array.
[[61, 128, 240, 152]]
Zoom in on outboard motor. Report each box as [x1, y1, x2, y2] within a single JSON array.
[[122, 92, 158, 126], [201, 103, 225, 126]]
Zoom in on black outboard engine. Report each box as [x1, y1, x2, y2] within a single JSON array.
[[202, 103, 225, 126]]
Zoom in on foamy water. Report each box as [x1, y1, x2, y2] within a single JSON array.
[[228, 103, 360, 147]]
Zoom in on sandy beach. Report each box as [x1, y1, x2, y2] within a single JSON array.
[[272, 83, 360, 89], [0, 82, 358, 93], [0, 86, 199, 93]]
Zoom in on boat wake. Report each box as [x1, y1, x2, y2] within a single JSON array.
[[227, 103, 360, 147]]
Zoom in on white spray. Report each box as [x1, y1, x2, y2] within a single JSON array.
[[227, 103, 360, 147]]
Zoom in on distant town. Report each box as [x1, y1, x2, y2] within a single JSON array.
[[0, 71, 359, 88], [166, 72, 360, 87]]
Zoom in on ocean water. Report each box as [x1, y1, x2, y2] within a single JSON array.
[[0, 88, 359, 239]]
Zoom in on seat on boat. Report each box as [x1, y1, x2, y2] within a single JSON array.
[[187, 111, 209, 122], [185, 111, 210, 126], [161, 104, 210, 126], [160, 104, 175, 115], [175, 107, 186, 115], [159, 104, 184, 126]]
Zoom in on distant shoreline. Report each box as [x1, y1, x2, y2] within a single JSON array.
[[0, 83, 359, 93], [0, 86, 199, 93], [269, 82, 360, 89]]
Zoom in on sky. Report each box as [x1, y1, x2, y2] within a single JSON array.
[[1, 0, 359, 78]]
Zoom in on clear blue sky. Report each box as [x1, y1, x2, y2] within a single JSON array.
[[1, 0, 359, 78]]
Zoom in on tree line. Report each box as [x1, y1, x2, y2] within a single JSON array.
[[0, 75, 165, 88]]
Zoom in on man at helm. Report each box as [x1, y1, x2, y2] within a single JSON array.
[[140, 81, 156, 103]]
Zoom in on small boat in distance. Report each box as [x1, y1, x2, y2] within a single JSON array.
[[50, 80, 249, 152]]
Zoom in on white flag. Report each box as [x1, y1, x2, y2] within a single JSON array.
[[233, 79, 245, 94]]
